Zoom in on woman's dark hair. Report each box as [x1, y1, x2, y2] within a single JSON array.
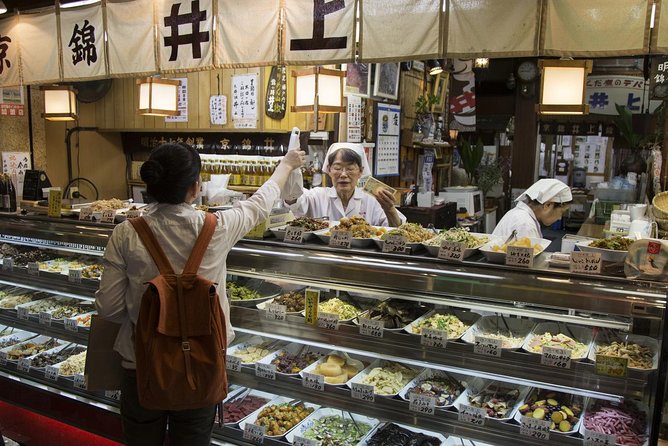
[[140, 142, 201, 204], [327, 148, 362, 168]]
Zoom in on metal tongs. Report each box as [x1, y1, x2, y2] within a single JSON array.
[[342, 410, 362, 434], [503, 229, 518, 246]]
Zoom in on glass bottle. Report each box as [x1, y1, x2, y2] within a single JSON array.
[[312, 153, 322, 187], [8, 176, 17, 212]]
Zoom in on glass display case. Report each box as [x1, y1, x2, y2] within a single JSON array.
[[0, 214, 664, 446]]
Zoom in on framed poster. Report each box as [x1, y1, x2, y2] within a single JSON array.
[[374, 103, 401, 177], [373, 63, 400, 100], [344, 63, 371, 97], [431, 73, 449, 113]]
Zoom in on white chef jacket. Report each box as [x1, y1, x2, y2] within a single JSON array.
[[491, 201, 542, 239], [288, 186, 406, 226], [95, 180, 280, 369]]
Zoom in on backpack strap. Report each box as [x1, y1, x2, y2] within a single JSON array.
[[129, 217, 175, 275], [182, 213, 217, 275]]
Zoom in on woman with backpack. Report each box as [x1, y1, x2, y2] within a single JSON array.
[[95, 142, 305, 446]]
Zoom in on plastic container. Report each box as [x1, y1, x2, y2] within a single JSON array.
[[594, 187, 637, 203]]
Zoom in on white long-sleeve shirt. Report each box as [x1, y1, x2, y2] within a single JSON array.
[[288, 186, 406, 226], [95, 180, 280, 369], [491, 201, 543, 239]]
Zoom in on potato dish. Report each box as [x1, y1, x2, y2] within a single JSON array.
[[326, 216, 385, 238], [491, 237, 542, 254]]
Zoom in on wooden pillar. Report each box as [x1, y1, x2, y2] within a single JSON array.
[[662, 99, 668, 190], [510, 86, 538, 189]]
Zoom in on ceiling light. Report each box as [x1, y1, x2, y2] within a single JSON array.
[[537, 59, 593, 115], [42, 85, 78, 121], [136, 77, 180, 116], [61, 0, 99, 8], [0, 1, 7, 14], [427, 59, 443, 76], [474, 58, 489, 69]]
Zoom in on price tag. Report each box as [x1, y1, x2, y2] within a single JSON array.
[[583, 429, 616, 445], [17, 358, 31, 372], [0, 351, 7, 365], [317, 312, 339, 330], [351, 382, 375, 402], [100, 210, 116, 224], [283, 226, 305, 244], [27, 262, 40, 276], [255, 363, 276, 380], [243, 424, 266, 444], [2, 257, 13, 271], [595, 354, 628, 378], [541, 346, 572, 368], [293, 435, 319, 446], [45, 366, 59, 381], [438, 240, 466, 261], [520, 415, 551, 440], [265, 303, 287, 321], [69, 268, 82, 283], [226, 355, 242, 372], [409, 393, 436, 415], [570, 251, 602, 274], [64, 318, 78, 332], [126, 209, 142, 219], [329, 230, 352, 248], [382, 234, 408, 253], [301, 372, 324, 391], [78, 207, 93, 221], [359, 318, 384, 337], [39, 311, 52, 326], [458, 404, 486, 426], [73, 374, 88, 390], [474, 336, 503, 357], [304, 289, 320, 325], [505, 246, 534, 267], [104, 390, 121, 400], [421, 328, 448, 348], [17, 306, 29, 320]]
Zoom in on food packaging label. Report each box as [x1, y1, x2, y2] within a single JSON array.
[[45, 366, 59, 381], [69, 269, 82, 283], [595, 354, 628, 377], [64, 318, 78, 332], [39, 311, 52, 326], [255, 363, 276, 380], [421, 328, 447, 348], [100, 210, 116, 224], [301, 372, 324, 392], [359, 318, 384, 337], [583, 428, 616, 446], [474, 336, 502, 357], [520, 415, 550, 440], [570, 252, 602, 274], [284, 226, 305, 244], [0, 351, 7, 365], [458, 404, 486, 425], [27, 262, 39, 276], [243, 423, 266, 444], [17, 358, 31, 372], [541, 346, 572, 368], [78, 207, 93, 221], [438, 240, 465, 261], [126, 209, 142, 219], [506, 246, 534, 267], [105, 390, 121, 400], [409, 393, 436, 415], [317, 312, 339, 330], [48, 189, 62, 218], [329, 230, 352, 249], [74, 374, 88, 390], [2, 258, 12, 271], [351, 382, 375, 402], [17, 307, 29, 320], [304, 289, 320, 325], [265, 303, 286, 321], [382, 234, 408, 253], [226, 355, 241, 372]]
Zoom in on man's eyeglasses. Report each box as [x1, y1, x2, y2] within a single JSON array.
[[330, 164, 360, 174]]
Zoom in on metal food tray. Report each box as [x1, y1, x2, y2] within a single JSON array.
[[578, 398, 649, 446], [226, 336, 285, 365], [285, 407, 379, 446], [256, 342, 329, 376], [452, 379, 531, 422], [345, 359, 423, 398], [404, 308, 481, 339], [521, 321, 593, 360], [397, 368, 468, 409], [353, 298, 432, 332], [237, 396, 320, 439], [588, 330, 659, 372], [222, 387, 278, 427], [512, 387, 584, 435], [460, 315, 536, 350], [226, 277, 282, 307], [299, 350, 371, 387]]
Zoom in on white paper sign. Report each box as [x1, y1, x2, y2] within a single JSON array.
[[226, 355, 242, 372], [2, 152, 30, 198], [458, 404, 486, 425], [382, 234, 408, 253], [265, 303, 287, 321], [474, 336, 503, 357], [69, 269, 82, 283], [27, 262, 39, 276], [2, 257, 13, 271], [232, 74, 258, 121], [438, 241, 465, 261], [39, 311, 52, 326], [74, 374, 88, 390], [541, 346, 572, 369], [243, 423, 266, 444], [78, 207, 93, 221], [126, 209, 142, 219], [329, 230, 352, 248], [520, 416, 551, 440], [505, 246, 534, 267], [45, 366, 59, 381], [359, 318, 384, 337], [421, 328, 447, 348], [17, 358, 31, 372], [165, 78, 188, 122], [351, 382, 375, 402], [409, 393, 436, 415], [347, 94, 362, 143], [100, 210, 116, 224], [210, 95, 227, 125], [583, 429, 616, 446], [64, 318, 79, 332], [284, 226, 305, 244], [17, 306, 29, 320], [317, 312, 339, 330], [301, 372, 324, 391], [570, 251, 602, 274], [255, 363, 276, 380]]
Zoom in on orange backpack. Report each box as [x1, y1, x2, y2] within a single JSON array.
[[129, 213, 228, 410]]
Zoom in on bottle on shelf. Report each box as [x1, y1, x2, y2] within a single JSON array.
[[8, 175, 16, 212], [0, 175, 8, 212]]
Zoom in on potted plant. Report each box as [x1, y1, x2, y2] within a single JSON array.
[[613, 103, 647, 175], [477, 158, 506, 208], [459, 137, 484, 186], [413, 93, 439, 139]]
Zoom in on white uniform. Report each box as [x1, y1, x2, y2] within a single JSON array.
[[492, 201, 542, 239], [288, 186, 406, 227]]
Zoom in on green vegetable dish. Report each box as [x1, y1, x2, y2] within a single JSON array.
[[303, 415, 373, 446], [589, 236, 634, 251], [226, 282, 261, 300]]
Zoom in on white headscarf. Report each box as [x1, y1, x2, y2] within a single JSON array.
[[516, 178, 572, 204], [321, 142, 372, 177]]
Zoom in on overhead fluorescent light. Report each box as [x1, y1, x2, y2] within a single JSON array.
[[61, 0, 99, 8]]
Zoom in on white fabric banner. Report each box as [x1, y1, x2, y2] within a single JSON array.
[[17, 10, 60, 84], [0, 16, 21, 88], [157, 0, 214, 72], [216, 0, 279, 67], [284, 0, 356, 64], [60, 3, 107, 81], [107, 0, 156, 76], [360, 0, 440, 62]]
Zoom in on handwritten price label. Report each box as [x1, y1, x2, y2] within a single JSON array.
[[409, 393, 436, 415], [359, 318, 384, 337], [265, 303, 286, 321], [105, 390, 121, 400], [226, 355, 242, 372], [2, 257, 13, 271], [304, 289, 320, 325], [329, 230, 352, 248], [255, 363, 276, 380], [17, 358, 31, 372], [438, 240, 465, 261], [317, 312, 339, 330], [293, 435, 319, 446], [570, 251, 602, 274], [74, 374, 88, 390], [78, 207, 93, 221], [0, 351, 7, 365], [541, 346, 572, 369], [126, 209, 142, 219], [69, 268, 82, 283], [458, 404, 486, 426], [351, 382, 375, 402], [382, 234, 408, 253], [45, 366, 59, 381], [39, 311, 52, 326], [506, 246, 534, 267], [243, 424, 266, 444], [64, 318, 78, 332], [474, 336, 502, 357], [583, 429, 616, 446], [27, 262, 39, 276], [100, 210, 116, 224], [283, 226, 305, 244], [421, 328, 448, 348], [595, 354, 628, 378], [17, 306, 29, 320], [520, 415, 551, 440], [302, 372, 324, 391]]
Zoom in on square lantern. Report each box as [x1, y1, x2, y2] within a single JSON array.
[[292, 67, 345, 114], [136, 77, 180, 116], [537, 59, 593, 115], [42, 85, 78, 121]]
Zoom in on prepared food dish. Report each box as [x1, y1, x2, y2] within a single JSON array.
[[21, 298, 75, 314], [50, 304, 94, 320], [583, 400, 647, 446], [527, 332, 588, 358], [406, 376, 463, 407], [30, 346, 86, 368], [311, 354, 363, 384], [590, 235, 634, 251], [271, 350, 321, 374], [0, 336, 24, 349], [76, 313, 93, 327], [318, 298, 360, 320], [0, 244, 56, 265], [226, 282, 260, 301], [364, 299, 430, 329], [490, 237, 542, 254], [231, 344, 273, 363], [223, 394, 270, 423], [380, 223, 433, 243], [326, 216, 386, 238], [424, 227, 489, 248], [0, 293, 34, 309], [58, 350, 87, 375], [367, 423, 441, 446], [360, 362, 418, 395], [302, 415, 373, 445], [273, 291, 304, 312], [596, 341, 653, 369], [411, 313, 470, 338], [287, 217, 329, 231], [253, 402, 314, 436], [82, 265, 103, 280], [90, 198, 126, 211], [466, 385, 520, 419], [7, 338, 59, 360], [475, 331, 526, 349], [518, 390, 582, 433]]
